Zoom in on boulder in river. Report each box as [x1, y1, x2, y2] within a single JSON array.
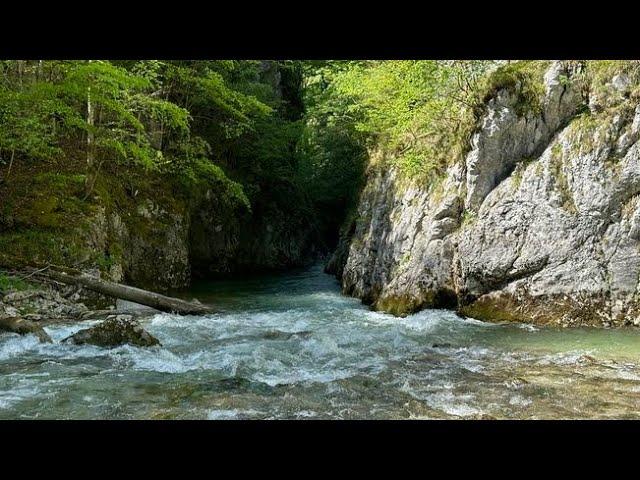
[[64, 315, 160, 348]]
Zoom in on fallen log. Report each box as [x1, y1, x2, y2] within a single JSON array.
[[39, 269, 213, 315], [0, 316, 52, 343], [1, 259, 213, 316]]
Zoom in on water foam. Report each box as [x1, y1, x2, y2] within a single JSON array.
[[2, 264, 640, 419]]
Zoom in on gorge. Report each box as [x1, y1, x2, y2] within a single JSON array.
[[1, 60, 640, 419]]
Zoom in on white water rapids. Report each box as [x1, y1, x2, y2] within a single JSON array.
[[1, 264, 640, 419]]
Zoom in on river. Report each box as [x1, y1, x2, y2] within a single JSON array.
[[1, 264, 640, 419]]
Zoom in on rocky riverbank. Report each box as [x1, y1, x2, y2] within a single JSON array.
[[0, 271, 159, 345], [0, 274, 93, 322]]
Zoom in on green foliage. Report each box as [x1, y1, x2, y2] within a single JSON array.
[[3, 59, 573, 270], [477, 61, 549, 117], [305, 60, 499, 180], [585, 60, 640, 87], [95, 254, 115, 271], [0, 272, 33, 293], [296, 61, 369, 245], [0, 60, 194, 173], [179, 157, 251, 212], [163, 62, 272, 144], [0, 80, 80, 161], [62, 61, 192, 170]]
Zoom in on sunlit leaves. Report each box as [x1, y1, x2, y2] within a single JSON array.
[[311, 60, 498, 178]]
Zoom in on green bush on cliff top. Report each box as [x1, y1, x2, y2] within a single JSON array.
[[311, 60, 553, 181]]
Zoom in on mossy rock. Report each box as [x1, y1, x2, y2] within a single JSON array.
[[64, 316, 160, 348], [374, 288, 457, 317], [458, 296, 524, 324], [477, 61, 550, 118], [459, 291, 612, 327]]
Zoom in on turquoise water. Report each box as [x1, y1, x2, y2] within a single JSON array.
[[1, 264, 640, 419]]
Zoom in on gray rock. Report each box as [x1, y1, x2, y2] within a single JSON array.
[[1, 305, 20, 317], [612, 74, 630, 92]]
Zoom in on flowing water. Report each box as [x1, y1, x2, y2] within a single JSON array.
[[1, 264, 640, 419]]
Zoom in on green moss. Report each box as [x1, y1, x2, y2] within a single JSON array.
[[548, 144, 577, 214], [33, 172, 85, 190], [460, 291, 612, 327], [461, 210, 477, 226], [551, 142, 563, 159], [0, 228, 95, 267], [428, 176, 446, 204], [375, 293, 429, 317], [4, 170, 92, 233], [374, 288, 457, 317], [565, 112, 603, 159], [584, 61, 640, 116], [586, 60, 639, 88], [477, 61, 549, 118], [391, 252, 412, 277], [459, 298, 523, 324], [511, 158, 536, 190]]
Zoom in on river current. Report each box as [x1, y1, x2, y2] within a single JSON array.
[[1, 264, 640, 419]]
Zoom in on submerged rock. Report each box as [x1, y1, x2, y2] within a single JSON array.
[[261, 330, 313, 340], [64, 315, 160, 348]]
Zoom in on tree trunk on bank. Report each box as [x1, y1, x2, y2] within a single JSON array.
[[39, 268, 213, 315]]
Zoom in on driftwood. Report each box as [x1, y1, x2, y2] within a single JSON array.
[[0, 316, 52, 343], [39, 268, 213, 315]]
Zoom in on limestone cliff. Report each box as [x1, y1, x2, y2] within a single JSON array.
[[331, 61, 640, 327]]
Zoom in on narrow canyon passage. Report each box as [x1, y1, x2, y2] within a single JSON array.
[[2, 60, 640, 420], [2, 264, 639, 419]]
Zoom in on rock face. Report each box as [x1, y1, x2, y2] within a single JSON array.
[[189, 189, 315, 278], [64, 315, 160, 347], [79, 200, 192, 291], [333, 61, 640, 327]]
